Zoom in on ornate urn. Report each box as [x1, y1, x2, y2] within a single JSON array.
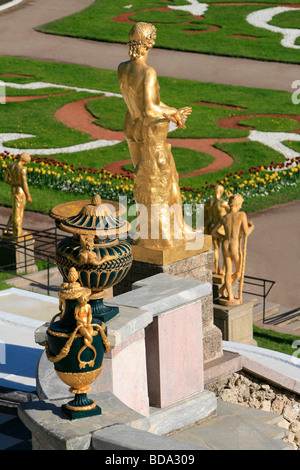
[[50, 195, 133, 323], [45, 268, 111, 419]]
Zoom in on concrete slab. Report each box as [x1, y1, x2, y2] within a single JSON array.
[[0, 288, 58, 322], [18, 391, 150, 450], [0, 288, 58, 392], [223, 341, 300, 394], [169, 400, 293, 450], [92, 424, 204, 451], [106, 273, 211, 316]]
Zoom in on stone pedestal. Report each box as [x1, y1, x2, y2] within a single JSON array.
[[144, 297, 204, 408], [35, 274, 217, 437], [213, 300, 257, 346], [114, 235, 223, 364], [0, 236, 38, 274]]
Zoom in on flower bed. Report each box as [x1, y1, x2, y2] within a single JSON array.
[[0, 152, 135, 205], [0, 152, 299, 211], [182, 157, 300, 206]]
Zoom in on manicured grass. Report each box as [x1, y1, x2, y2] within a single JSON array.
[[0, 271, 14, 291], [270, 9, 300, 29], [36, 0, 300, 64], [0, 180, 92, 215], [253, 325, 300, 357], [0, 56, 299, 215]]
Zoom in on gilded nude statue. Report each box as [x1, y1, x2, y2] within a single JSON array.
[[3, 153, 32, 238], [118, 22, 192, 248], [211, 194, 254, 305], [204, 185, 232, 275], [75, 292, 97, 369]]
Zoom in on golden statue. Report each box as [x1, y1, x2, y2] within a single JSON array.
[[3, 153, 32, 238], [65, 234, 117, 267], [211, 194, 254, 305], [75, 292, 98, 369], [118, 22, 192, 249], [204, 185, 231, 275]]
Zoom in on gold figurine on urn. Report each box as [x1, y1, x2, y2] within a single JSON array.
[[45, 195, 133, 418], [45, 268, 111, 419]]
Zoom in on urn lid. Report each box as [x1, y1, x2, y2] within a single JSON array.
[[59, 195, 130, 239]]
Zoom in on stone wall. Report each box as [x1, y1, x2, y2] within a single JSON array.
[[207, 371, 300, 450], [114, 249, 223, 364]]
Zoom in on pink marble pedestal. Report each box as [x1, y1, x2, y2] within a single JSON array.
[[145, 301, 204, 408]]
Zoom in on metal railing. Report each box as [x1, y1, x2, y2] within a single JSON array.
[[0, 224, 65, 296], [242, 275, 276, 324], [0, 224, 276, 318]]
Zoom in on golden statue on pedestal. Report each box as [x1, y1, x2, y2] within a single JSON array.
[[118, 22, 192, 249], [204, 185, 232, 275], [3, 153, 32, 239], [211, 194, 254, 305]]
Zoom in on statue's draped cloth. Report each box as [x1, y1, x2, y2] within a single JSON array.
[[133, 117, 183, 248]]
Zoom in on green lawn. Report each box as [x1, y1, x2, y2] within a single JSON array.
[[253, 325, 300, 357], [36, 0, 300, 64], [0, 56, 299, 214]]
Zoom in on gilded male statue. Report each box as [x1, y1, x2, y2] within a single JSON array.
[[3, 153, 32, 238], [204, 185, 231, 274], [211, 194, 254, 305], [118, 22, 192, 248]]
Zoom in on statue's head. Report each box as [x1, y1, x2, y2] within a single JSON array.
[[78, 290, 91, 306], [229, 193, 244, 209], [19, 153, 31, 164], [214, 185, 224, 198], [128, 22, 157, 59]]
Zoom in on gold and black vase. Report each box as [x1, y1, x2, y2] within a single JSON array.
[[45, 268, 111, 419], [50, 195, 133, 323]]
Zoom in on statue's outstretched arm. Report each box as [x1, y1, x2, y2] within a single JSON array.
[[144, 68, 191, 129]]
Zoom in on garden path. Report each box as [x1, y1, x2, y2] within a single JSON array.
[[0, 0, 299, 92]]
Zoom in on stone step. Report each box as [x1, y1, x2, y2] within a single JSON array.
[[253, 301, 281, 320], [269, 307, 300, 325], [254, 304, 300, 334], [169, 400, 294, 450]]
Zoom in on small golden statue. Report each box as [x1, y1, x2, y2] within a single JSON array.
[[204, 185, 232, 275], [211, 194, 254, 305], [118, 22, 192, 249], [65, 234, 117, 267], [45, 268, 111, 419], [3, 153, 32, 239], [75, 292, 100, 370]]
